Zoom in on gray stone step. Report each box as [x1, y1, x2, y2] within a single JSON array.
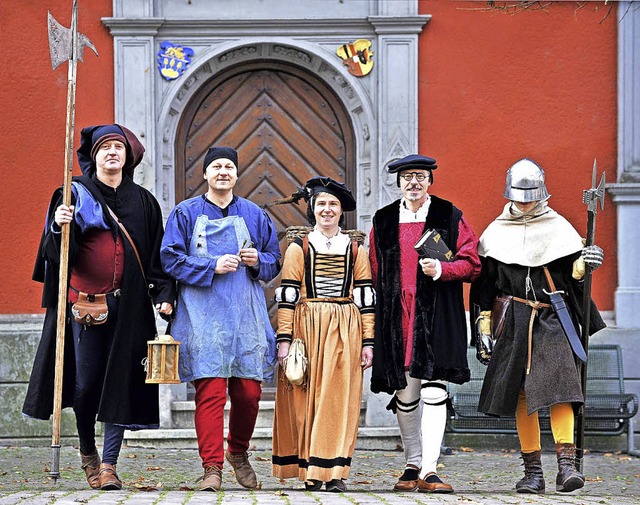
[[124, 426, 402, 450], [171, 399, 366, 429]]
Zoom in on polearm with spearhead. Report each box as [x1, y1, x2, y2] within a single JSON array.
[[575, 159, 606, 474], [47, 0, 97, 482]]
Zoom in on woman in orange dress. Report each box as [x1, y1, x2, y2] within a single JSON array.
[[271, 177, 375, 492]]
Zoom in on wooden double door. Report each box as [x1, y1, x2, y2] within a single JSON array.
[[175, 61, 355, 324]]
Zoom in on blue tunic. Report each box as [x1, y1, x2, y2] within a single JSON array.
[[161, 195, 281, 382]]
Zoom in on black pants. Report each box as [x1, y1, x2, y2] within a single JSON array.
[[71, 294, 124, 464]]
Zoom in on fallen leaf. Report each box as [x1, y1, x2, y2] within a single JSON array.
[[132, 483, 158, 491], [255, 456, 269, 461], [353, 480, 373, 484], [587, 476, 604, 482], [179, 485, 193, 491], [275, 490, 288, 496], [146, 466, 163, 471], [125, 454, 138, 459], [460, 446, 475, 453]]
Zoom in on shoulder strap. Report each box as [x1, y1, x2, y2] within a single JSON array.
[[542, 266, 557, 292], [106, 205, 146, 279]]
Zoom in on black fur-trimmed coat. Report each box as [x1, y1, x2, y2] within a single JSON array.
[[370, 197, 471, 394]]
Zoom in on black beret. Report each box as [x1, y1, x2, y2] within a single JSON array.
[[304, 176, 356, 212], [387, 154, 438, 174], [203, 146, 238, 172]]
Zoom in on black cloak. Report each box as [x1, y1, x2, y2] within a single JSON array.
[[471, 255, 606, 416], [22, 173, 175, 426], [370, 196, 471, 395]]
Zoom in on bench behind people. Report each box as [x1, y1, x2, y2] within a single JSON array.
[[447, 344, 639, 453]]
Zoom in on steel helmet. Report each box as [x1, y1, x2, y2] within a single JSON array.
[[503, 158, 549, 202]]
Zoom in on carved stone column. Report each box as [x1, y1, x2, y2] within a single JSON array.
[[608, 2, 640, 328], [104, 14, 162, 194]]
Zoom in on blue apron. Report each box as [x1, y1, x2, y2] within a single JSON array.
[[173, 214, 276, 382]]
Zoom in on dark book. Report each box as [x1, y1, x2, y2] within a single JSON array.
[[413, 228, 454, 262]]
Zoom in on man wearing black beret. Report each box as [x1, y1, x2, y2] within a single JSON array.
[[369, 154, 481, 493]]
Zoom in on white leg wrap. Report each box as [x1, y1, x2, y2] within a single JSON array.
[[419, 381, 448, 477], [395, 374, 422, 468]]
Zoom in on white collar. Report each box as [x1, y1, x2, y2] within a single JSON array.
[[399, 195, 430, 223], [308, 227, 350, 253]]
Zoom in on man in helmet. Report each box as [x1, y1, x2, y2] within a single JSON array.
[[470, 158, 606, 494], [369, 154, 481, 494]]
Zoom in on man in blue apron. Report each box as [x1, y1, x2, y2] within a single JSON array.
[[161, 146, 281, 491]]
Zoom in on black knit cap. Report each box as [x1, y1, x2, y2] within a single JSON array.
[[203, 146, 238, 173], [387, 154, 438, 174], [304, 176, 356, 211]]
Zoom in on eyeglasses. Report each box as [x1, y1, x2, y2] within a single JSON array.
[[400, 172, 427, 182]]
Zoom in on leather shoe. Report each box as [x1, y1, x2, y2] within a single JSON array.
[[304, 479, 323, 491], [393, 464, 420, 491], [417, 472, 454, 493], [326, 479, 347, 492], [225, 450, 258, 489], [200, 465, 222, 491], [80, 450, 101, 489], [98, 463, 122, 490]]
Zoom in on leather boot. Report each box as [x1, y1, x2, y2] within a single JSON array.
[[80, 450, 101, 489], [98, 463, 122, 490], [225, 450, 258, 489], [555, 443, 585, 492], [515, 450, 545, 494]]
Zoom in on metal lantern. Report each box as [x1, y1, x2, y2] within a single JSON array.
[[145, 334, 181, 384]]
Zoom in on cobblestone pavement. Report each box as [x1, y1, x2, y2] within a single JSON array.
[[0, 445, 639, 504]]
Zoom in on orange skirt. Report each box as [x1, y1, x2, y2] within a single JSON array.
[[272, 300, 364, 482]]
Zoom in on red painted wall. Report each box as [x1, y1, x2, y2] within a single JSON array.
[[418, 1, 617, 309], [0, 0, 114, 313], [0, 1, 617, 313]]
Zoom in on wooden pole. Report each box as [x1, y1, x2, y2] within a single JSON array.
[[50, 0, 79, 482]]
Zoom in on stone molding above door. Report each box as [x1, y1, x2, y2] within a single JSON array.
[[102, 1, 429, 233]]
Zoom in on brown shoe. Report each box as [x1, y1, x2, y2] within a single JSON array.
[[200, 465, 222, 491], [225, 450, 258, 489], [98, 463, 122, 490], [393, 464, 420, 491], [417, 472, 454, 493], [80, 450, 101, 489]]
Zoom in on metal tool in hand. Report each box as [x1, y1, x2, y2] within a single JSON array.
[[576, 159, 606, 473], [47, 0, 98, 483]]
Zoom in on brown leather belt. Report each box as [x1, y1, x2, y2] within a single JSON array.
[[511, 297, 551, 375]]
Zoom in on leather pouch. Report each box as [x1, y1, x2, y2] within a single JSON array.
[[71, 292, 108, 326], [491, 294, 513, 341]]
